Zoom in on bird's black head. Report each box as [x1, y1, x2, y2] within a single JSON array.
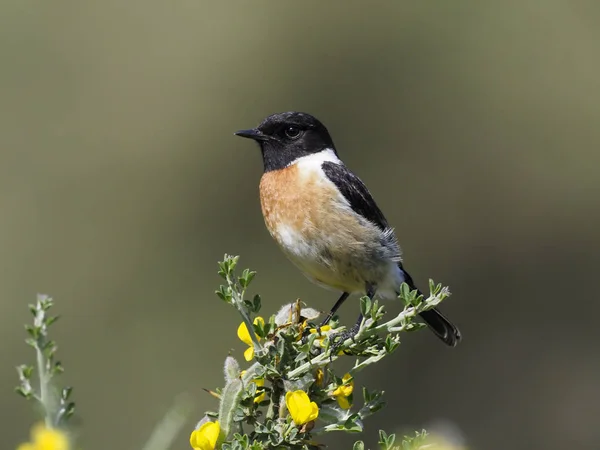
[[235, 111, 337, 172]]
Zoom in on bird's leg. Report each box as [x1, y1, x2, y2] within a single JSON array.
[[321, 292, 350, 327], [329, 285, 375, 356], [303, 292, 350, 343]]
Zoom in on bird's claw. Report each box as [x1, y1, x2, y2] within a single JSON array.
[[328, 323, 360, 359]]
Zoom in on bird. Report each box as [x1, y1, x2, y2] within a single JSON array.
[[235, 111, 461, 347]]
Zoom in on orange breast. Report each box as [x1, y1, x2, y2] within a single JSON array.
[[258, 163, 394, 294], [259, 165, 341, 242]]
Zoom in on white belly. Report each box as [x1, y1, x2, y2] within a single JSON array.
[[273, 220, 404, 298]]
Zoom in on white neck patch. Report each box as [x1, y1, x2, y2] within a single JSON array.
[[288, 148, 342, 169]]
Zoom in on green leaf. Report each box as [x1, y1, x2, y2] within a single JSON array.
[[61, 402, 76, 420], [252, 294, 261, 313], [52, 361, 64, 375], [409, 290, 421, 307], [24, 324, 39, 339], [61, 387, 73, 400], [405, 322, 426, 332], [17, 364, 34, 379], [254, 319, 267, 339], [386, 432, 396, 448], [43, 340, 57, 355], [399, 282, 411, 306], [38, 295, 53, 310], [378, 430, 396, 450], [229, 255, 240, 273], [240, 269, 257, 288], [384, 334, 399, 354], [359, 296, 371, 316], [15, 386, 32, 399], [353, 441, 365, 450], [362, 387, 371, 403], [216, 285, 232, 302], [218, 378, 244, 440], [370, 299, 379, 318], [219, 255, 240, 279], [45, 315, 59, 327], [275, 335, 285, 357], [378, 429, 388, 443], [369, 399, 386, 414], [343, 413, 363, 432], [377, 430, 398, 449]]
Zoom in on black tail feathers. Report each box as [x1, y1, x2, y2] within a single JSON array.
[[419, 308, 461, 347], [400, 264, 462, 347]]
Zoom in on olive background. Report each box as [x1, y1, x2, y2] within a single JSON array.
[[2, 1, 599, 449]]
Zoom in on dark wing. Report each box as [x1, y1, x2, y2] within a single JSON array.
[[322, 161, 389, 231]]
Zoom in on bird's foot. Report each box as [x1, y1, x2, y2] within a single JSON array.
[[328, 322, 360, 358]]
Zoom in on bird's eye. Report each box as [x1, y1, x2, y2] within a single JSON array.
[[284, 126, 302, 139]]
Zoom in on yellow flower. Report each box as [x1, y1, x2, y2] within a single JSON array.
[[309, 325, 331, 339], [331, 373, 354, 410], [315, 368, 324, 387], [189, 421, 220, 450], [17, 423, 69, 450], [253, 378, 266, 403], [237, 317, 264, 361], [285, 390, 319, 426], [309, 325, 332, 347], [241, 370, 267, 403], [240, 370, 267, 403]]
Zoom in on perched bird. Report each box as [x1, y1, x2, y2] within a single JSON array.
[[235, 112, 461, 346]]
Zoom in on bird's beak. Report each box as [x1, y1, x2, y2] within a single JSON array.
[[234, 128, 267, 141]]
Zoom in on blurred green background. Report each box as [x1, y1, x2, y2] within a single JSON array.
[[2, 1, 599, 449]]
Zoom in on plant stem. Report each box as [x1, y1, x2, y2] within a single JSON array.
[[35, 343, 53, 427]]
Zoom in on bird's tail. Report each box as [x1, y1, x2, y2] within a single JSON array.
[[400, 265, 462, 347], [419, 308, 461, 347]]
